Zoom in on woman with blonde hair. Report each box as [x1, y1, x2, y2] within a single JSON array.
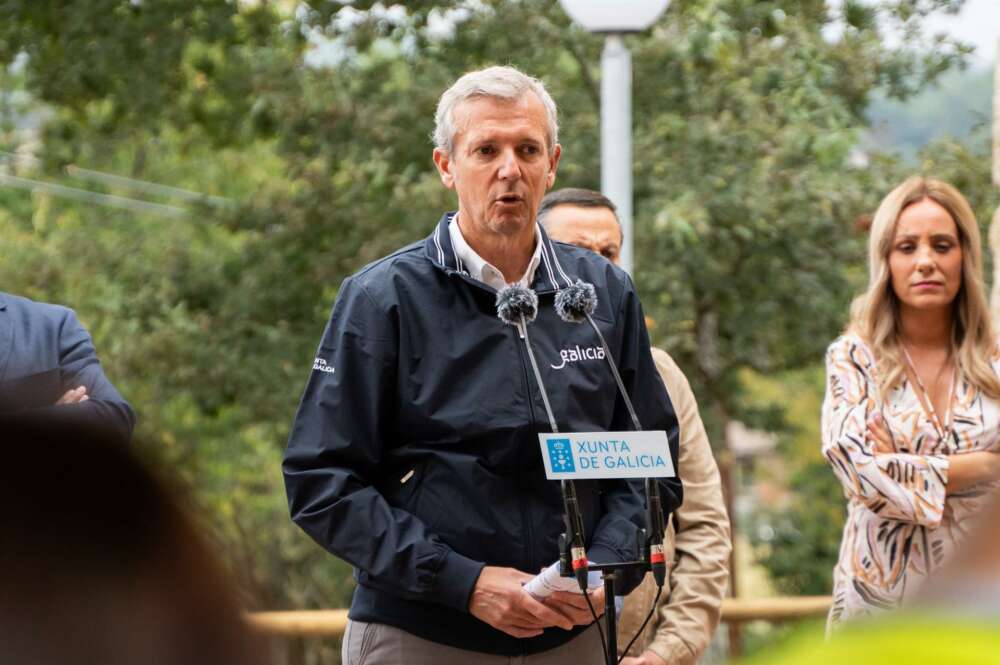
[[822, 176, 1000, 630]]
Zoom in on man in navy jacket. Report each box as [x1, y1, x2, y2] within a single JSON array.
[[283, 66, 681, 663], [0, 291, 135, 444]]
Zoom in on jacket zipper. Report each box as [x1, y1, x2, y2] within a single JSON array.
[[451, 270, 546, 606]]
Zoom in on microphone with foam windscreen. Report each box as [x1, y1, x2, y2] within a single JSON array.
[[496, 284, 590, 592], [555, 280, 667, 588]]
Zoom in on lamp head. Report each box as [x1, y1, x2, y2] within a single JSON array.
[[558, 0, 671, 33]]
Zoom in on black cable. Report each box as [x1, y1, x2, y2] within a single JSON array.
[[616, 585, 663, 664], [582, 588, 611, 665]]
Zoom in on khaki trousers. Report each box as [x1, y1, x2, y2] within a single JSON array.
[[342, 620, 605, 665]]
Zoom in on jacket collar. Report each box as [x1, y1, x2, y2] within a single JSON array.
[[424, 212, 577, 295]]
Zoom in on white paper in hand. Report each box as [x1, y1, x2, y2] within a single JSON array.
[[522, 561, 626, 616], [522, 561, 602, 601]]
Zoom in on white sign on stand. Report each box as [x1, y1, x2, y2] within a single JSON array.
[[538, 431, 675, 480]]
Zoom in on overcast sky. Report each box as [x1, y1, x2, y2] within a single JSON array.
[[303, 2, 999, 69], [922, 0, 999, 65]]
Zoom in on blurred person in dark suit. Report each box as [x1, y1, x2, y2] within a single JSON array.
[[0, 291, 135, 443], [0, 416, 268, 665]]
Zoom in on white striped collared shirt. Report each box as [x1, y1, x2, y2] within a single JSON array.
[[448, 214, 542, 291]]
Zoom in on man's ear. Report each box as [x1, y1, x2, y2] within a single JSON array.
[[433, 148, 456, 190], [546, 144, 562, 189]]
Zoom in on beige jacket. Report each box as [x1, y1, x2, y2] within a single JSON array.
[[618, 348, 731, 664]]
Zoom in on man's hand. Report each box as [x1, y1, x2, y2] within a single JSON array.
[[620, 650, 668, 665], [56, 386, 89, 405], [469, 566, 575, 638], [543, 588, 605, 626]]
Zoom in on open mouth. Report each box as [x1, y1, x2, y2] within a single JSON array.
[[496, 194, 522, 205]]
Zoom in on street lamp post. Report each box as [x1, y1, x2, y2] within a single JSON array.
[[553, 14, 674, 664], [601, 35, 634, 273], [558, 0, 671, 275]]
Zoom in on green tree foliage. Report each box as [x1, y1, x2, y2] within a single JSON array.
[[0, 2, 991, 659], [741, 365, 845, 595], [626, 0, 971, 444], [755, 462, 846, 596]]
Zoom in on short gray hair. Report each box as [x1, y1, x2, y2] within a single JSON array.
[[538, 188, 623, 242], [433, 65, 559, 155]]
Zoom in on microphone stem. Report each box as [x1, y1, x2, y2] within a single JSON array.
[[646, 477, 667, 587], [585, 313, 642, 431], [562, 478, 589, 591], [519, 314, 559, 434], [517, 313, 589, 589]]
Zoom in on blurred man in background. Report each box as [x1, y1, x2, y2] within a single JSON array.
[[540, 188, 731, 665], [0, 291, 134, 443]]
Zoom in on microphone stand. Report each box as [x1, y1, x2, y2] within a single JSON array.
[[645, 478, 667, 588], [561, 479, 590, 592], [559, 520, 662, 665], [560, 310, 666, 665]]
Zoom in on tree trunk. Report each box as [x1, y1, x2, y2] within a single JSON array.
[[693, 304, 742, 657]]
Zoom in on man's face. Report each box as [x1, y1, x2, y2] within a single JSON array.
[[542, 204, 622, 265], [433, 94, 561, 241]]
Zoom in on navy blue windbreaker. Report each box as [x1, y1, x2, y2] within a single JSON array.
[[283, 213, 682, 656]]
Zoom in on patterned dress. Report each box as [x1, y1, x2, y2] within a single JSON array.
[[822, 334, 1000, 629]]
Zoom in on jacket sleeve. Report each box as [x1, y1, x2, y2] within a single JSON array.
[[49, 308, 135, 444], [645, 349, 730, 665], [821, 336, 948, 528], [282, 278, 484, 612], [586, 276, 683, 591]]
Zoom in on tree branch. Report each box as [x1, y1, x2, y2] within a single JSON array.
[[564, 39, 601, 112]]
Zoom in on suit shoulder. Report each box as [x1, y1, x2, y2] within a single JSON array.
[[0, 292, 75, 325], [649, 346, 680, 374], [548, 241, 633, 293], [649, 346, 693, 396]]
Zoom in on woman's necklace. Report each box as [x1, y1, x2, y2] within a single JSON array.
[[901, 344, 956, 440]]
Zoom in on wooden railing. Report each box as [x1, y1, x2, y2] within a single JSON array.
[[247, 610, 349, 637], [720, 595, 830, 623], [246, 596, 831, 637]]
